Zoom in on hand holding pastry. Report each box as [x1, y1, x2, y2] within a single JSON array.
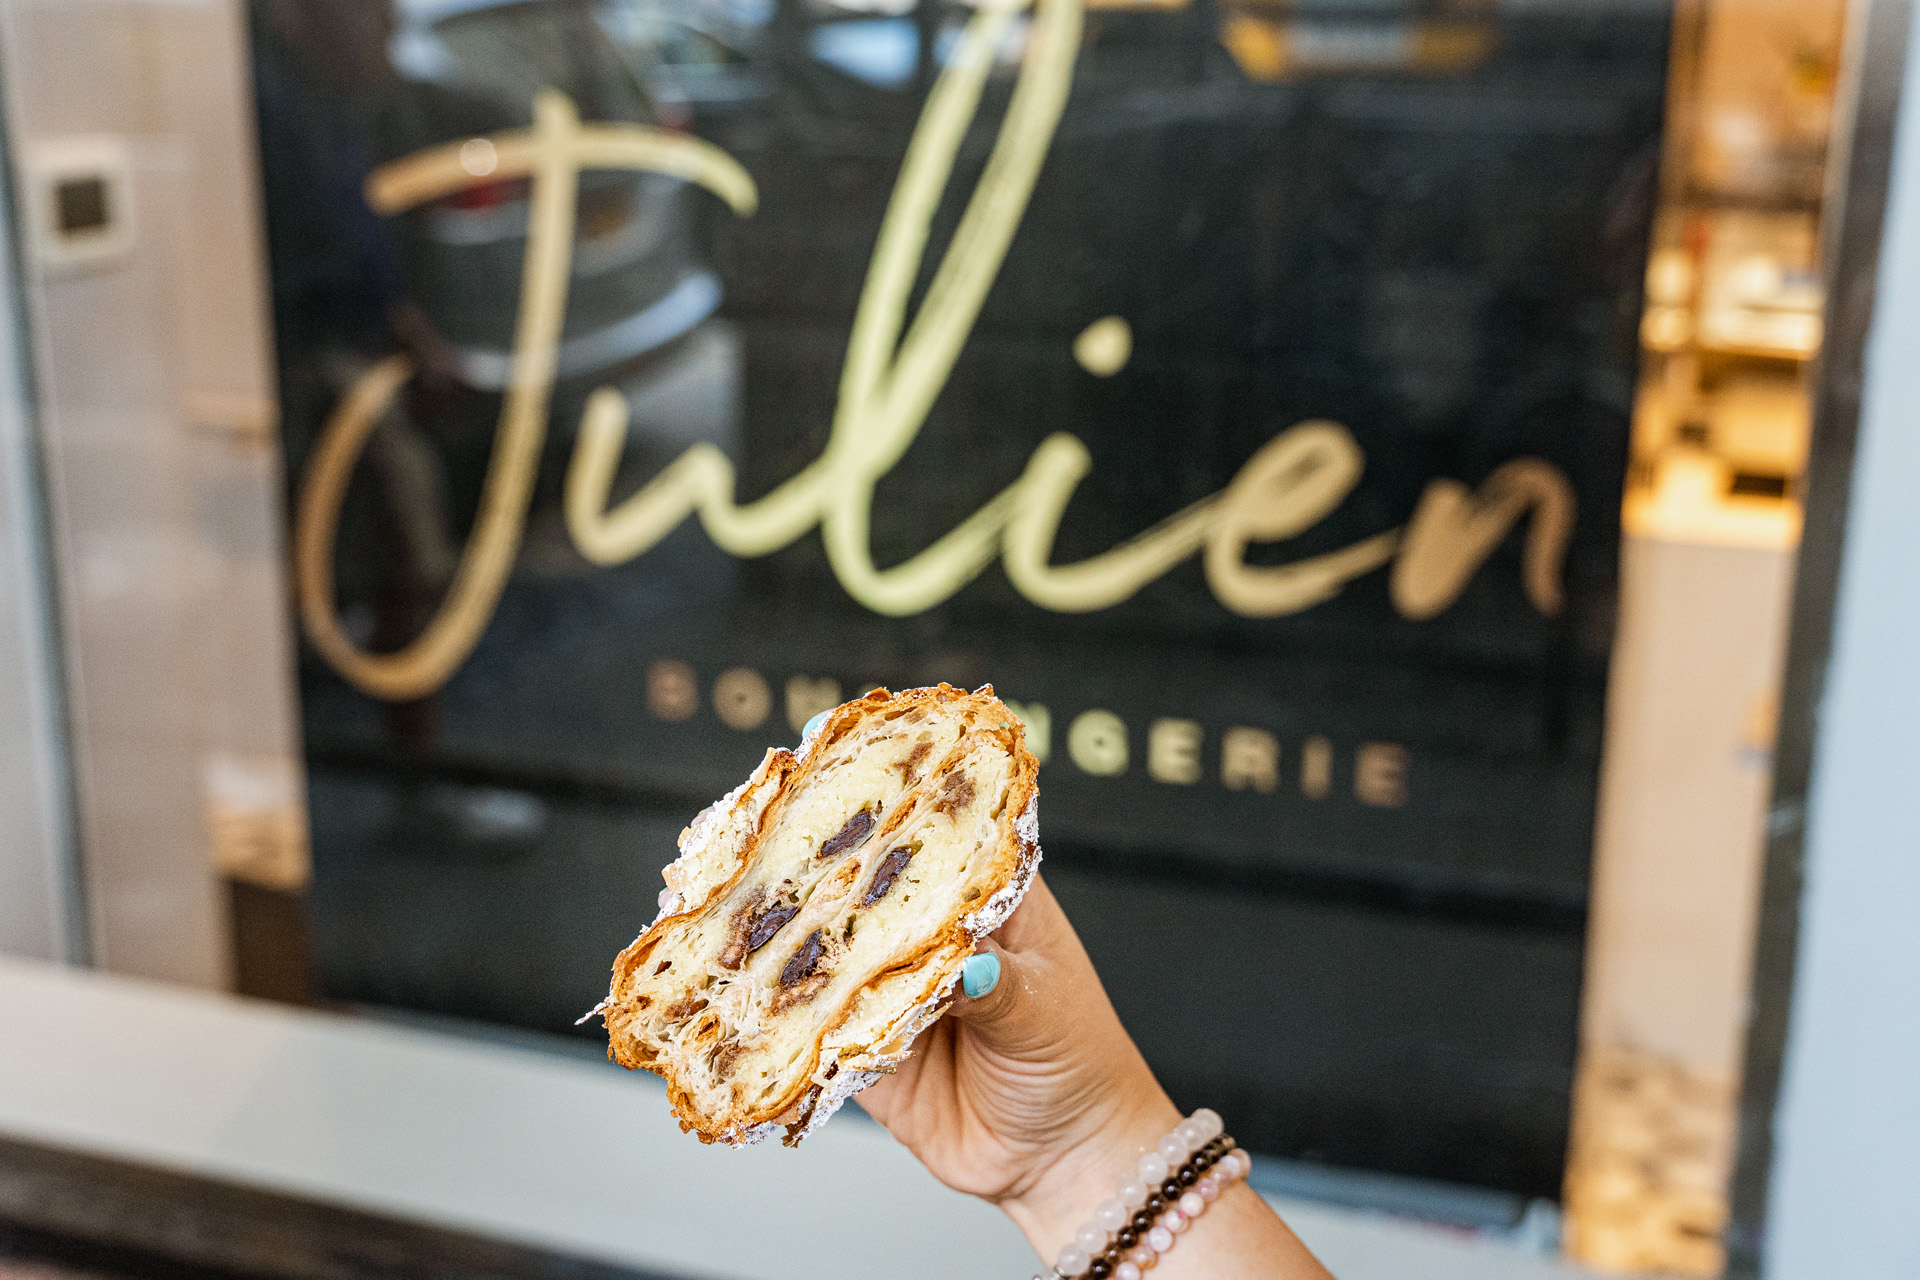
[[859, 876, 1333, 1279], [597, 684, 1330, 1277]]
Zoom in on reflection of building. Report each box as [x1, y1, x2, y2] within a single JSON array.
[[1566, 0, 1846, 1272]]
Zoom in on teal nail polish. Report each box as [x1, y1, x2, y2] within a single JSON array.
[[802, 711, 827, 741], [961, 952, 1000, 998]]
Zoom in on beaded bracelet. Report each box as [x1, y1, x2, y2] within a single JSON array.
[[1034, 1109, 1252, 1280]]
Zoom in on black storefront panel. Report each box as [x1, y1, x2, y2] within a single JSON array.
[[257, 0, 1668, 1199]]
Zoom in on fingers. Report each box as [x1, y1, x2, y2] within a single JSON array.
[[946, 930, 1085, 1065], [950, 873, 1070, 1037], [991, 872, 1054, 951]]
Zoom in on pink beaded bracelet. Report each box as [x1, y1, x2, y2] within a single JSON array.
[[1034, 1109, 1253, 1280]]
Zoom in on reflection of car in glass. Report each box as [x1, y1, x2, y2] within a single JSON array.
[[597, 0, 772, 116], [387, 0, 725, 390], [381, 0, 986, 397]]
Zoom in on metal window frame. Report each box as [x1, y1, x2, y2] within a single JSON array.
[[0, 51, 82, 967], [1726, 0, 1913, 1272]]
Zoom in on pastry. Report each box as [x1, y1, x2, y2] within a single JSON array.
[[594, 683, 1042, 1146]]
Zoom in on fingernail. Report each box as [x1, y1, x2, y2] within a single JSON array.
[[961, 951, 1001, 998], [802, 711, 827, 741]]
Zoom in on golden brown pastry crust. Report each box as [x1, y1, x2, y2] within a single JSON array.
[[595, 683, 1041, 1146]]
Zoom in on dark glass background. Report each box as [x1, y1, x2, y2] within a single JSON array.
[[252, 0, 1668, 1199]]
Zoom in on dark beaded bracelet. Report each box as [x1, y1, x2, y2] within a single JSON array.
[[1036, 1116, 1248, 1280]]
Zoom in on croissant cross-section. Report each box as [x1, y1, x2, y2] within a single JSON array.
[[595, 683, 1042, 1146]]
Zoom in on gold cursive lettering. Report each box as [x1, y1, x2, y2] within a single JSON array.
[[1390, 458, 1575, 620], [566, 0, 1084, 614], [294, 93, 756, 700], [292, 0, 1580, 703], [1202, 421, 1399, 616]]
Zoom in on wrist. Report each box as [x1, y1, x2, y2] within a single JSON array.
[[999, 1079, 1182, 1258]]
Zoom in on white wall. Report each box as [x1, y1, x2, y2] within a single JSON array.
[[0, 144, 75, 963], [1763, 9, 1920, 1276], [0, 0, 299, 986]]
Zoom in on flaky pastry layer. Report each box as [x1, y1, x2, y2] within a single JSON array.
[[595, 683, 1041, 1145]]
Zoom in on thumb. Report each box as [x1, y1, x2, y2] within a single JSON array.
[[944, 881, 1082, 1055], [949, 938, 1022, 1029]]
